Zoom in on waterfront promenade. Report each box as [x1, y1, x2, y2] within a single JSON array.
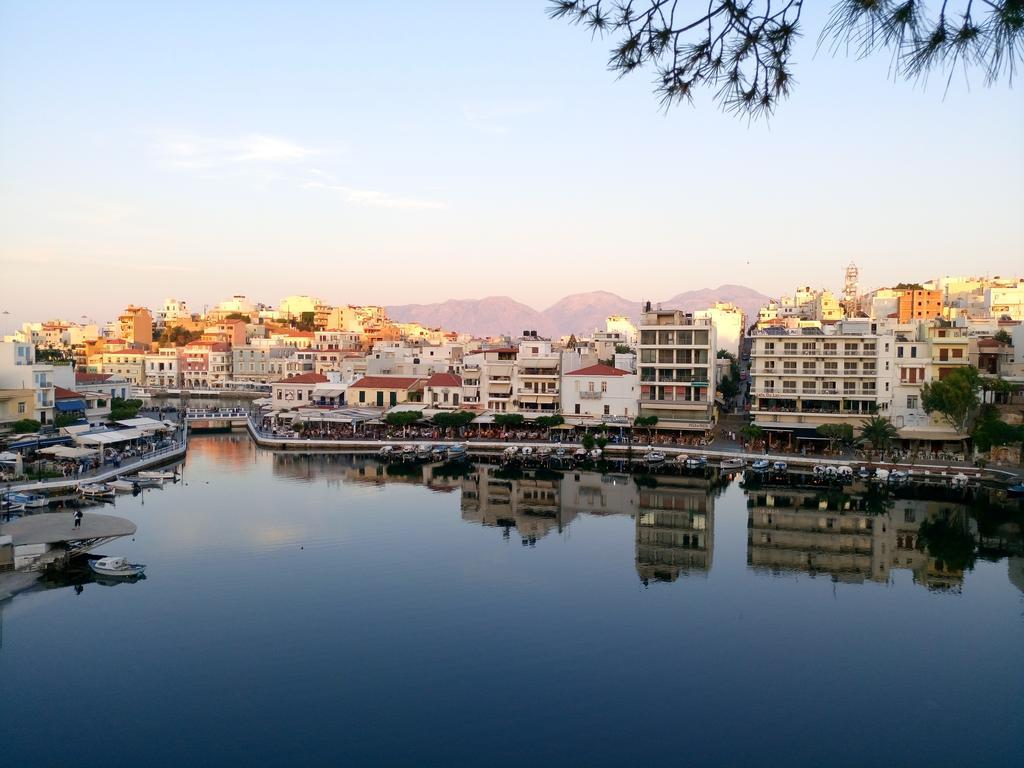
[[244, 417, 1001, 481]]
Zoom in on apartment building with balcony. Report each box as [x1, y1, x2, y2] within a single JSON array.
[[637, 309, 717, 430], [513, 334, 560, 414], [748, 319, 889, 441], [561, 364, 637, 422], [0, 341, 55, 424], [118, 305, 153, 346], [144, 348, 181, 389], [461, 347, 518, 412]]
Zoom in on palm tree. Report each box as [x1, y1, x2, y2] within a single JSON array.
[[859, 416, 899, 451]]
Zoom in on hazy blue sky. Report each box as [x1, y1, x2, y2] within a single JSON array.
[[1, 1, 1021, 326]]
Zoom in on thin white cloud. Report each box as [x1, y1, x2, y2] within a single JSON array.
[[303, 174, 446, 210], [155, 132, 316, 169]]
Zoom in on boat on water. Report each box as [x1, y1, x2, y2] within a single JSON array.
[[772, 461, 789, 473], [377, 445, 394, 458], [8, 491, 48, 508], [574, 448, 588, 461], [446, 444, 468, 461], [679, 455, 707, 469], [643, 451, 666, 466], [125, 475, 161, 488], [109, 479, 141, 493], [400, 445, 417, 460], [536, 446, 552, 458], [720, 457, 744, 470], [1007, 482, 1024, 498], [88, 556, 146, 578], [750, 459, 770, 472], [950, 472, 969, 488], [137, 469, 176, 481], [1, 498, 25, 515], [520, 446, 534, 458], [553, 447, 567, 459], [857, 466, 874, 480], [79, 483, 116, 499], [888, 470, 910, 485], [588, 448, 602, 460], [874, 468, 890, 482], [415, 445, 434, 461]]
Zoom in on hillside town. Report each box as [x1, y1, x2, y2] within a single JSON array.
[[2, 268, 1023, 462]]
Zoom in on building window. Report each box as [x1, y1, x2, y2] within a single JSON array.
[[18, 402, 26, 413], [907, 395, 918, 409], [603, 405, 610, 415]]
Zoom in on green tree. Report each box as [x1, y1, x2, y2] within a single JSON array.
[[740, 423, 764, 443], [921, 366, 982, 434], [535, 415, 565, 429], [55, 413, 83, 428], [384, 411, 423, 428], [11, 418, 41, 434], [917, 513, 977, 573], [431, 411, 476, 430], [634, 415, 658, 439], [972, 416, 1022, 452], [294, 312, 316, 332], [595, 435, 608, 450], [816, 423, 854, 451], [108, 397, 144, 422], [224, 312, 250, 321], [494, 413, 525, 428], [581, 433, 596, 451], [614, 343, 633, 354], [859, 415, 900, 450], [163, 326, 202, 346], [549, 1, 1022, 118], [993, 329, 1012, 345]]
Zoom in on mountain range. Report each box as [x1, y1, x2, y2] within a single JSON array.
[[388, 284, 771, 338]]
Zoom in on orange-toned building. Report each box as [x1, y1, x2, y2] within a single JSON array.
[[897, 290, 943, 323]]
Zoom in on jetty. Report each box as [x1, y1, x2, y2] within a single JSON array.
[[0, 512, 137, 572]]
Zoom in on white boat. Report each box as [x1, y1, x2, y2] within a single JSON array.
[[9, 491, 48, 508], [401, 445, 416, 458], [837, 465, 853, 477], [856, 466, 873, 480], [750, 459, 770, 472], [772, 461, 788, 473], [588, 448, 602, 460], [874, 468, 890, 482], [502, 445, 519, 457], [88, 556, 146, 578], [644, 451, 666, 466], [137, 469, 176, 481], [536, 446, 552, 458], [951, 472, 969, 488], [446, 443, 468, 461], [377, 445, 394, 458], [720, 457, 744, 470], [108, 479, 140, 492], [79, 483, 115, 499], [126, 475, 161, 488], [574, 448, 588, 460], [520, 446, 534, 457]]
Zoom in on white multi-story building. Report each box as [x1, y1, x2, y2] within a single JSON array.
[[637, 308, 717, 430], [144, 348, 181, 389], [513, 334, 561, 414], [694, 302, 746, 357], [748, 319, 886, 443], [561, 364, 638, 422], [461, 347, 517, 412], [0, 341, 55, 424]]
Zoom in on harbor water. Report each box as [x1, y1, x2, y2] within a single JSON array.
[[1, 434, 1022, 767]]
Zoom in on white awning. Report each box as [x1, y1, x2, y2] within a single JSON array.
[[115, 417, 172, 430], [51, 446, 100, 459], [61, 424, 94, 435], [75, 429, 146, 445]]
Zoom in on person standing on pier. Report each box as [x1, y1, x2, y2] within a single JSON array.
[[73, 509, 83, 529]]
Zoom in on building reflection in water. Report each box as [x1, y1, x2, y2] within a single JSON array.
[[636, 476, 715, 585], [746, 491, 974, 591]]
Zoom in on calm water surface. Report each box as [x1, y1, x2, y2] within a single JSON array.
[[2, 434, 1022, 767]]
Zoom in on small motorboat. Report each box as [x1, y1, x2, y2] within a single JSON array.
[[856, 466, 873, 480], [430, 445, 447, 460], [950, 472, 969, 489], [377, 445, 394, 458], [588, 448, 602, 460], [679, 455, 707, 469], [79, 483, 115, 499], [502, 445, 519, 458], [520, 446, 534, 458], [888, 470, 910, 485], [1, 498, 25, 515], [88, 556, 146, 578], [772, 461, 788, 473], [874, 468, 890, 482], [108, 479, 140, 493], [125, 475, 161, 488], [750, 459, 770, 472], [400, 445, 416, 460], [553, 447, 567, 458], [720, 457, 744, 470], [8, 491, 48, 508], [536, 446, 552, 458], [574, 448, 588, 461], [813, 465, 828, 477], [415, 445, 434, 461], [446, 444, 468, 462], [643, 451, 666, 466], [137, 469, 176, 481], [837, 465, 853, 478]]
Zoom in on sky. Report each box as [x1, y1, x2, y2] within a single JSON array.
[[1, 0, 1022, 327]]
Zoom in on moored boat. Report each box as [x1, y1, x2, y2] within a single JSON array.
[[446, 443, 468, 462], [573, 448, 588, 461], [79, 483, 115, 499], [8, 491, 48, 508], [643, 450, 666, 466], [720, 457, 744, 470], [750, 459, 770, 472], [88, 556, 146, 578], [137, 469, 176, 481], [377, 445, 394, 458], [108, 479, 140, 493]]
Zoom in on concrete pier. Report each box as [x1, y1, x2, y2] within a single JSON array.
[[0, 512, 138, 571]]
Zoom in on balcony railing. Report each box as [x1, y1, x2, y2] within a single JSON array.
[[579, 390, 602, 399]]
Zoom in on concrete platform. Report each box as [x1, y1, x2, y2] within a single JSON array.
[[0, 512, 136, 546]]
